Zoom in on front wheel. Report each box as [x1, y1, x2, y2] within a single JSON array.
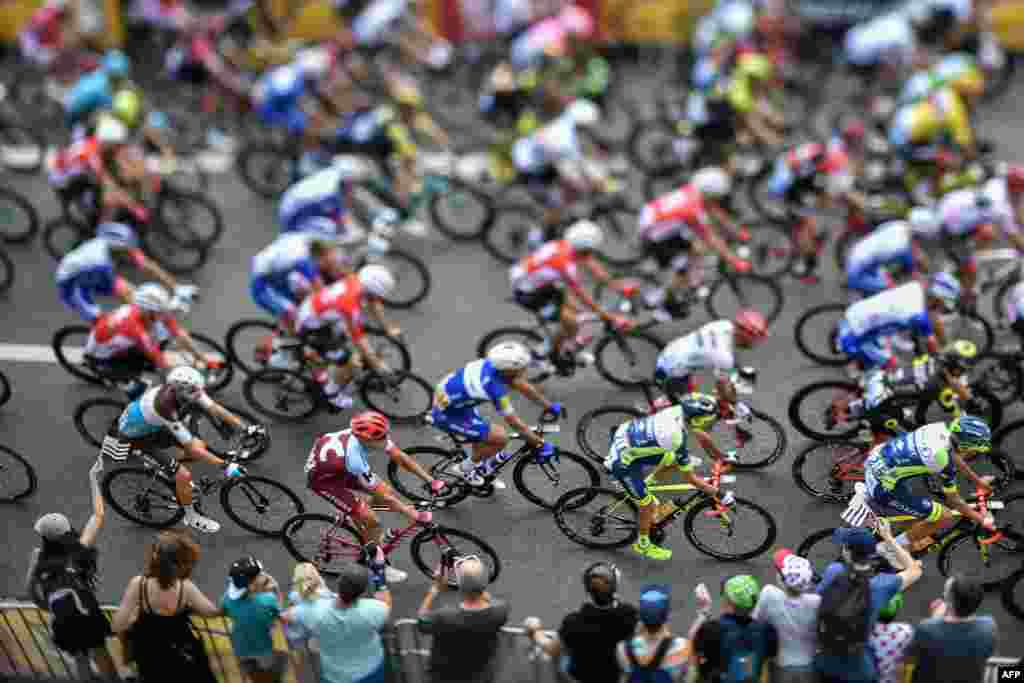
[[683, 495, 777, 561], [913, 385, 1003, 431], [512, 448, 602, 510], [593, 331, 664, 388], [155, 189, 224, 249], [0, 186, 39, 243], [994, 418, 1024, 479], [225, 319, 277, 375], [705, 274, 785, 324], [220, 476, 304, 536], [937, 494, 1024, 589], [236, 143, 296, 198], [74, 397, 126, 448], [0, 444, 37, 502], [429, 179, 492, 241], [796, 527, 845, 578], [576, 405, 643, 464], [357, 248, 431, 308], [788, 380, 862, 441], [42, 216, 87, 261], [409, 526, 501, 584], [52, 325, 105, 384], [794, 303, 848, 366], [191, 404, 271, 462], [553, 486, 638, 549], [243, 369, 320, 422], [1002, 566, 1024, 621], [358, 370, 433, 423], [481, 204, 541, 264], [715, 409, 787, 469], [102, 467, 184, 528]]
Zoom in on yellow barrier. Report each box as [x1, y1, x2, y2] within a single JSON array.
[[0, 0, 124, 46]]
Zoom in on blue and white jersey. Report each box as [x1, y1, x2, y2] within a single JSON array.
[[64, 70, 114, 122], [254, 61, 307, 107], [278, 166, 348, 228], [433, 359, 512, 415], [846, 221, 914, 275], [352, 0, 408, 45], [843, 281, 931, 339], [899, 54, 976, 105], [844, 14, 914, 67], [55, 238, 114, 285], [251, 234, 318, 283], [118, 386, 206, 446], [512, 111, 580, 173], [866, 422, 957, 491]]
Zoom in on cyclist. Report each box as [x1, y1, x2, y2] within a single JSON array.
[[654, 311, 768, 403], [899, 52, 982, 105], [604, 394, 730, 561], [108, 366, 254, 533], [837, 273, 961, 373], [637, 167, 752, 318], [508, 4, 595, 72], [107, 88, 178, 162], [56, 222, 193, 323], [18, 0, 83, 71], [509, 221, 632, 368], [431, 341, 559, 488], [863, 415, 996, 567], [277, 159, 374, 243], [844, 216, 931, 296], [726, 52, 785, 149], [64, 51, 132, 135], [87, 116, 155, 225], [305, 411, 447, 583], [294, 265, 401, 410]]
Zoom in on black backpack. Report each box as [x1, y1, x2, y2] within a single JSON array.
[[817, 568, 872, 657], [34, 556, 105, 653]]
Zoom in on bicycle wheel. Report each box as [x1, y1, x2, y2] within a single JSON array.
[[942, 311, 993, 358], [141, 222, 208, 275], [576, 405, 643, 464], [628, 120, 681, 175], [926, 450, 1015, 497], [475, 326, 550, 384], [938, 530, 1024, 589], [914, 385, 1003, 431], [102, 467, 184, 527], [358, 370, 433, 422], [481, 204, 541, 264], [410, 526, 502, 584], [1002, 566, 1024, 621], [794, 303, 848, 366], [788, 380, 862, 441], [362, 330, 413, 373], [796, 527, 845, 579], [42, 216, 88, 261], [0, 186, 39, 244], [745, 164, 790, 225], [52, 325, 105, 384], [237, 143, 297, 198], [552, 486, 638, 549], [386, 446, 471, 507], [0, 444, 36, 502], [593, 331, 664, 388], [995, 418, 1024, 478], [225, 319, 278, 375], [512, 448, 602, 510], [0, 122, 44, 174], [359, 248, 431, 309], [0, 247, 11, 295], [974, 354, 1023, 405], [705, 274, 784, 324], [221, 475, 304, 536], [429, 178, 492, 241], [0, 370, 9, 407], [191, 403, 271, 461], [74, 398, 126, 448], [243, 369, 320, 422], [739, 222, 796, 279], [155, 190, 224, 248], [714, 409, 787, 469], [592, 204, 644, 268], [683, 495, 777, 561], [282, 513, 364, 576], [792, 440, 867, 503], [160, 332, 234, 393]]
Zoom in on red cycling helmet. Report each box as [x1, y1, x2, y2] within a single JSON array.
[[842, 120, 866, 145], [351, 411, 390, 442], [734, 309, 768, 340], [1006, 164, 1024, 195]]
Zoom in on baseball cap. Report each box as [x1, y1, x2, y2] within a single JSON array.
[[226, 556, 263, 600], [34, 513, 71, 540], [832, 527, 877, 559], [723, 575, 760, 611], [638, 584, 672, 626], [773, 549, 814, 592]]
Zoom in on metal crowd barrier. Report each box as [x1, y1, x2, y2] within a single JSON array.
[[0, 600, 1018, 682]]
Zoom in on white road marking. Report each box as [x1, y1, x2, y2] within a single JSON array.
[[0, 343, 81, 364]]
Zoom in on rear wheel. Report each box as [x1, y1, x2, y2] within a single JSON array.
[[593, 331, 664, 388], [576, 405, 643, 464], [358, 370, 433, 423], [74, 398, 126, 448], [973, 354, 1023, 405], [913, 386, 1003, 431], [794, 303, 848, 366], [409, 526, 502, 584], [0, 247, 11, 295], [0, 186, 39, 243], [52, 325, 105, 384], [236, 143, 295, 198], [512, 449, 602, 510], [715, 410, 787, 469], [552, 487, 638, 549], [243, 369, 319, 422], [481, 205, 541, 264], [791, 440, 867, 503], [357, 248, 431, 309], [386, 446, 471, 507], [225, 319, 278, 375], [42, 216, 87, 261], [788, 380, 862, 441], [705, 274, 784, 324], [994, 418, 1024, 479], [220, 476, 304, 536], [102, 467, 183, 528], [0, 444, 37, 502], [429, 179, 492, 241]]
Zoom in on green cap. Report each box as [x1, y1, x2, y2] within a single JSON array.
[[878, 592, 904, 621], [723, 575, 760, 610]]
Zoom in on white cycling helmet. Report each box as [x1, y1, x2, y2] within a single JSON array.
[[487, 341, 532, 372], [693, 166, 731, 199], [96, 116, 128, 146], [166, 366, 205, 403], [358, 265, 395, 298], [96, 222, 139, 249], [565, 220, 603, 251], [134, 282, 171, 313], [565, 99, 600, 127], [908, 207, 938, 236], [297, 47, 333, 79]]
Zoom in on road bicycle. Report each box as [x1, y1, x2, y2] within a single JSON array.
[[0, 245, 11, 294], [0, 444, 36, 502], [282, 500, 501, 583], [993, 417, 1024, 480], [0, 183, 39, 244], [388, 411, 600, 511], [797, 484, 1024, 589], [0, 368, 9, 407], [1001, 564, 1024, 621], [552, 458, 777, 561], [101, 436, 301, 536], [574, 380, 786, 470]]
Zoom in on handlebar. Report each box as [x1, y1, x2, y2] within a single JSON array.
[[974, 488, 1004, 545]]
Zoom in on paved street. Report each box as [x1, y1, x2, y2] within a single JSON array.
[[1, 61, 1022, 646]]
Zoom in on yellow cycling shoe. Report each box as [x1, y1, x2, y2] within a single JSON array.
[[632, 539, 672, 561]]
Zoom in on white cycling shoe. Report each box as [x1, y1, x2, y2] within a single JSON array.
[[183, 510, 221, 534], [385, 566, 408, 583]]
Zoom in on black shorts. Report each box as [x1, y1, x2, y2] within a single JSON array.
[[86, 350, 154, 383], [107, 422, 181, 473], [643, 234, 692, 271], [514, 286, 564, 321]]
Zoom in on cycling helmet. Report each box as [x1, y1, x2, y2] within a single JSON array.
[[841, 120, 867, 145], [297, 216, 339, 240], [928, 271, 961, 308], [228, 556, 263, 592], [96, 222, 139, 249], [357, 265, 395, 298], [565, 220, 603, 252], [167, 365, 205, 403], [297, 46, 334, 79], [134, 282, 171, 313], [949, 414, 992, 452], [693, 166, 731, 198], [1006, 165, 1024, 195], [908, 207, 938, 236], [558, 5, 595, 38], [878, 592, 904, 622], [565, 99, 600, 127], [351, 411, 390, 442], [102, 50, 129, 78], [736, 53, 771, 81], [112, 89, 142, 127], [96, 116, 128, 145], [719, 1, 755, 37], [734, 309, 768, 340], [911, 4, 956, 39], [679, 392, 719, 430], [487, 341, 532, 372]]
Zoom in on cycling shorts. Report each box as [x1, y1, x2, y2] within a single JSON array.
[[837, 319, 892, 370], [86, 349, 154, 382], [513, 285, 564, 322], [642, 233, 692, 273], [309, 476, 374, 520], [429, 405, 491, 442], [257, 97, 308, 136], [606, 453, 688, 505], [866, 475, 943, 521], [250, 275, 299, 320], [58, 265, 120, 323]]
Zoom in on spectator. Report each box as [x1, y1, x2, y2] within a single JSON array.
[[111, 530, 220, 683], [284, 563, 334, 683], [615, 583, 690, 682], [905, 574, 997, 683], [25, 459, 115, 680], [522, 562, 638, 683], [288, 559, 391, 683], [222, 556, 288, 683], [753, 549, 820, 683], [417, 556, 509, 683], [691, 575, 778, 683], [870, 593, 913, 683], [814, 521, 922, 683]]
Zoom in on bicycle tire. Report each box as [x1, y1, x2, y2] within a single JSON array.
[[593, 330, 664, 389], [480, 204, 541, 264], [982, 52, 1016, 103], [992, 275, 1022, 326], [409, 526, 502, 584], [0, 370, 9, 408], [160, 332, 234, 393], [832, 228, 858, 272], [740, 222, 796, 279], [52, 325, 105, 384], [102, 466, 184, 528], [0, 186, 39, 244], [552, 486, 638, 549], [282, 513, 363, 576], [591, 203, 645, 268], [796, 526, 844, 577], [141, 221, 209, 275], [1001, 566, 1024, 621], [429, 178, 492, 241], [0, 122, 44, 174], [791, 439, 866, 503], [225, 319, 278, 375], [512, 448, 601, 510], [192, 403, 271, 461], [0, 247, 11, 295], [475, 326, 550, 384], [724, 409, 787, 469], [627, 120, 681, 176], [220, 475, 304, 536], [236, 143, 297, 198], [0, 443, 37, 502], [358, 370, 433, 423], [74, 397, 126, 448], [973, 354, 1023, 406], [42, 216, 88, 261], [944, 311, 994, 358], [793, 303, 849, 366], [745, 164, 790, 225], [925, 449, 1015, 497], [362, 330, 413, 373], [994, 417, 1024, 479], [576, 405, 643, 464], [156, 189, 225, 249], [936, 529, 1024, 590], [788, 380, 862, 441], [386, 446, 471, 507], [705, 274, 785, 325], [357, 248, 431, 309], [243, 369, 320, 423], [682, 495, 777, 561], [913, 385, 1003, 432]]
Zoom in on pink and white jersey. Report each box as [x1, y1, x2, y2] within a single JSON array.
[[509, 15, 567, 69], [85, 304, 180, 360], [638, 185, 711, 243]]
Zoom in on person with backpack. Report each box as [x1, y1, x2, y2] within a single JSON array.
[[814, 520, 922, 683], [222, 556, 288, 683], [615, 584, 690, 683], [25, 458, 116, 681], [691, 575, 778, 683]]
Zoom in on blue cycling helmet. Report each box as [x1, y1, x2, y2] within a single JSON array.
[[96, 222, 139, 249], [949, 414, 991, 452], [679, 392, 719, 430], [928, 272, 961, 308], [102, 50, 129, 78]]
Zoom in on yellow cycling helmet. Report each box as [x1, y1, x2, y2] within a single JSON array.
[[112, 89, 142, 127], [949, 64, 985, 97], [736, 53, 772, 81], [393, 83, 422, 108]]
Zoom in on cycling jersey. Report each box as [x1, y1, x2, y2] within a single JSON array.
[[844, 14, 915, 68], [250, 234, 320, 319], [655, 320, 736, 382], [511, 110, 582, 174], [845, 220, 915, 295], [19, 4, 65, 66], [766, 138, 854, 201], [935, 178, 1020, 238], [430, 359, 514, 441], [85, 304, 181, 362], [509, 239, 583, 294], [838, 281, 932, 368], [351, 0, 409, 46], [888, 87, 973, 154], [118, 385, 212, 446], [899, 54, 976, 105], [253, 62, 310, 135], [494, 0, 533, 35], [295, 275, 367, 342], [693, 0, 756, 55], [1005, 281, 1024, 325], [278, 165, 350, 234], [604, 406, 697, 503], [305, 429, 391, 517], [64, 70, 117, 128], [56, 237, 146, 322], [638, 184, 712, 243], [864, 422, 958, 520], [509, 15, 569, 70]]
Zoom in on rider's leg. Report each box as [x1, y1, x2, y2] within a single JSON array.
[[174, 465, 193, 507], [554, 297, 581, 358], [352, 502, 383, 545], [468, 423, 513, 476]]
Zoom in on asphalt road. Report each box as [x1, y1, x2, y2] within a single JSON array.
[[1, 60, 1022, 650]]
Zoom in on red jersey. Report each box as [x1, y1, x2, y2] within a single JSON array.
[[509, 239, 582, 293], [50, 137, 102, 178], [26, 6, 65, 48], [85, 304, 181, 361], [639, 184, 711, 242], [296, 274, 367, 341]]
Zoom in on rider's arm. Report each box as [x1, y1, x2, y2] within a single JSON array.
[[944, 488, 989, 527], [497, 390, 546, 450], [385, 443, 434, 484], [566, 278, 615, 323], [199, 393, 245, 431], [368, 479, 419, 522], [127, 249, 178, 291], [692, 429, 727, 462], [703, 207, 743, 263], [952, 450, 991, 494], [366, 298, 400, 337], [168, 319, 208, 361], [582, 254, 613, 286]]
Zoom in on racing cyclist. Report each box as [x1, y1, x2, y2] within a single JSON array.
[[56, 222, 193, 322], [18, 0, 84, 73], [431, 341, 559, 488], [844, 213, 932, 296], [277, 159, 374, 243], [305, 411, 447, 582], [864, 415, 996, 567], [604, 394, 729, 561], [107, 366, 255, 533], [294, 265, 401, 410], [64, 51, 132, 135]]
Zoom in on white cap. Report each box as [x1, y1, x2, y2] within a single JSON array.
[[565, 220, 603, 251]]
